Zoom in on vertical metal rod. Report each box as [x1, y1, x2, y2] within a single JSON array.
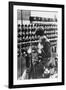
[[21, 10, 22, 76], [21, 10, 23, 25]]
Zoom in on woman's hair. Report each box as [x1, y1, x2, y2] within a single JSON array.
[[35, 28, 44, 36]]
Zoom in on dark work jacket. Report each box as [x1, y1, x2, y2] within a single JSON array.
[[41, 38, 51, 58]]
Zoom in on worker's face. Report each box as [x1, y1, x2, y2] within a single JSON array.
[[39, 37, 42, 43]]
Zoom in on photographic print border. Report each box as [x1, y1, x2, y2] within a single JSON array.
[[9, 1, 64, 88]]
